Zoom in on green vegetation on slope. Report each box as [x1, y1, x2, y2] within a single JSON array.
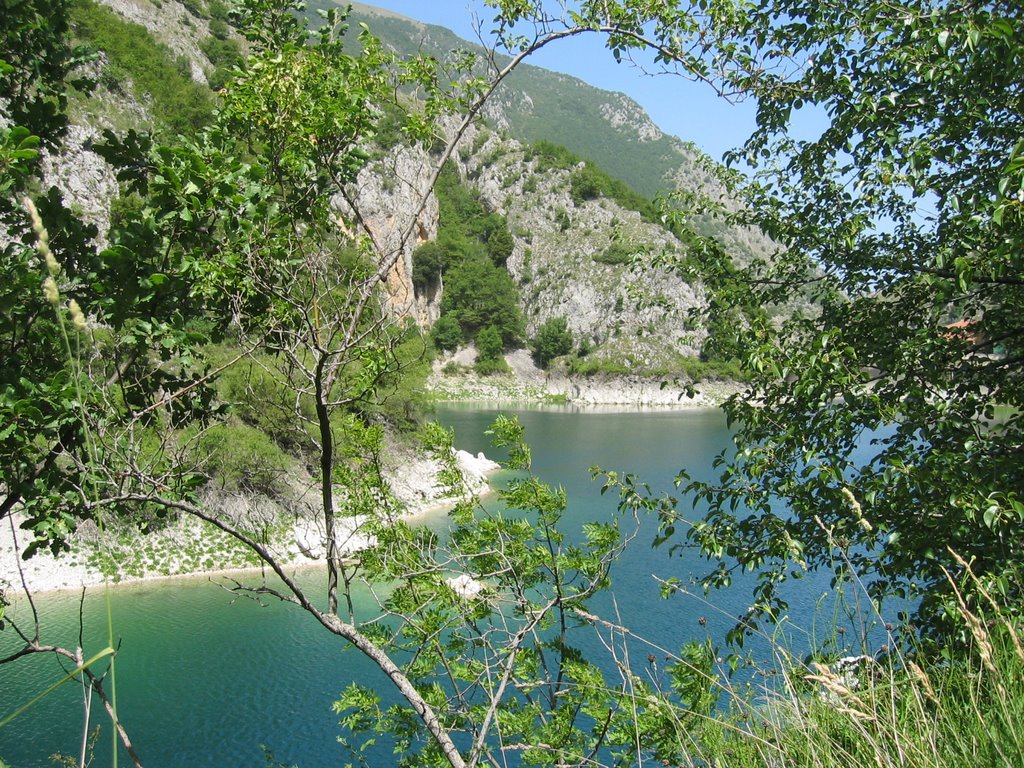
[[426, 163, 524, 351], [69, 0, 216, 134], [340, 5, 710, 197]]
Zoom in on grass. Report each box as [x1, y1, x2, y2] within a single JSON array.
[[70, 0, 215, 135], [651, 560, 1024, 768]]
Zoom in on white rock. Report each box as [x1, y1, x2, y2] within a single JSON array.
[[446, 573, 484, 600]]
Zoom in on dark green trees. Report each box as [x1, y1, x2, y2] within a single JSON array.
[[424, 164, 524, 350], [530, 316, 574, 369], [440, 255, 523, 346]]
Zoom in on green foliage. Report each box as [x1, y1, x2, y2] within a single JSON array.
[[2, 0, 473, 556], [432, 164, 525, 346], [0, 0, 123, 547], [473, 324, 509, 374], [0, 0, 82, 144], [500, 0, 1024, 643], [592, 242, 635, 265], [696, 0, 1024, 642], [475, 324, 504, 361], [412, 241, 443, 292], [526, 140, 662, 224], [180, 0, 205, 18], [430, 314, 462, 352], [569, 165, 602, 204], [483, 215, 514, 266], [371, 101, 414, 152], [199, 33, 242, 90], [197, 420, 291, 495], [70, 0, 215, 135], [337, 417, 715, 768], [530, 316, 574, 369], [208, 18, 230, 40], [566, 356, 631, 377], [440, 254, 524, 345], [359, 326, 435, 431], [473, 355, 510, 376]]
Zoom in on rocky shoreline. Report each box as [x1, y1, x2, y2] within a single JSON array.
[[0, 449, 500, 596], [428, 348, 743, 407], [2, 359, 738, 596]]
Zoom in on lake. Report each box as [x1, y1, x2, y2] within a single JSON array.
[[0, 405, 883, 767]]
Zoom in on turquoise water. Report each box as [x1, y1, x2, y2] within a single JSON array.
[[0, 406, 881, 767]]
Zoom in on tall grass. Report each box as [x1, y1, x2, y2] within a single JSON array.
[[665, 565, 1024, 768], [2, 199, 126, 767]]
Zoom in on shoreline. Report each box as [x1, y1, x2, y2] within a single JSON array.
[[2, 396, 732, 598], [427, 351, 743, 408], [1, 449, 501, 597]]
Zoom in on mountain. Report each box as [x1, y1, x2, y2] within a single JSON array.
[[341, 2, 705, 199], [332, 2, 773, 267], [44, 0, 774, 379]]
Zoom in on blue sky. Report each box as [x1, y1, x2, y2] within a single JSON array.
[[358, 0, 759, 162]]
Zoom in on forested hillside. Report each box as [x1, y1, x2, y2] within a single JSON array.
[[36, 0, 766, 386]]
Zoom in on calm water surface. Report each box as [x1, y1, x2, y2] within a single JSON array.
[[0, 406, 877, 767]]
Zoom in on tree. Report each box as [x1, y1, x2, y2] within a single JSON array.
[[430, 314, 462, 351], [482, 213, 514, 266], [473, 323, 508, 374], [475, 324, 504, 360], [412, 241, 444, 292], [2, 3, 718, 766], [0, 2, 149, 763], [530, 316, 574, 369], [440, 254, 524, 345], [485, 0, 1024, 643]]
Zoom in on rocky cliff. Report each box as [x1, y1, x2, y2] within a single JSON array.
[[42, 0, 763, 376], [449, 123, 706, 367]]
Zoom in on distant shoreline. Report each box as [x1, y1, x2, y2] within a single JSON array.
[[428, 348, 743, 407]]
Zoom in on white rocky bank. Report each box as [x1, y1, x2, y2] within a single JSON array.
[[429, 348, 743, 407], [0, 449, 499, 595]]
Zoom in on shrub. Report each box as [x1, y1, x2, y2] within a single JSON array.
[[569, 166, 602, 205], [530, 316, 574, 369], [554, 208, 571, 231], [412, 242, 444, 291], [474, 356, 510, 376], [207, 0, 230, 21], [430, 315, 461, 352], [209, 348, 310, 449], [566, 356, 631, 377], [475, 325, 504, 362], [199, 34, 242, 90], [484, 218, 514, 266], [198, 421, 291, 496], [593, 242, 635, 265], [208, 18, 230, 40]]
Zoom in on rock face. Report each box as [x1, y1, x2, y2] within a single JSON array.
[[335, 146, 440, 326], [40, 125, 122, 249], [449, 123, 707, 370], [597, 95, 663, 143], [40, 0, 731, 367]]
